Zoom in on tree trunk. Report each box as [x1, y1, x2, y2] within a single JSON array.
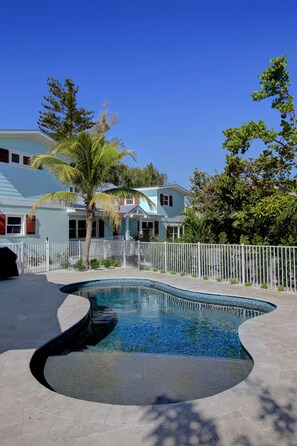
[[83, 207, 95, 268]]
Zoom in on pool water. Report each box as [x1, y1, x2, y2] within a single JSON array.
[[31, 279, 275, 405], [71, 285, 262, 360]]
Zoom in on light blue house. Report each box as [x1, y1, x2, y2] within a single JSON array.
[[0, 130, 188, 243]]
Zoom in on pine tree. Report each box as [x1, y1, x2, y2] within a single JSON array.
[[38, 77, 94, 140]]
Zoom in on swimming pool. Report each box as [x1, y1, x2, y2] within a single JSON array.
[[30, 279, 275, 405]]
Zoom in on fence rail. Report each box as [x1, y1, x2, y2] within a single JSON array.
[[1, 240, 296, 292]]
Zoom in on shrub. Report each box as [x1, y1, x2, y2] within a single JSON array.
[[230, 278, 238, 285], [153, 268, 158, 272], [100, 258, 113, 268], [191, 273, 197, 278], [261, 283, 268, 289], [277, 285, 285, 292], [73, 258, 86, 271], [160, 269, 166, 274], [89, 259, 100, 269], [203, 276, 209, 280], [170, 271, 176, 275], [144, 266, 150, 271], [216, 277, 223, 282], [60, 259, 70, 269], [245, 282, 252, 287], [110, 258, 120, 267], [180, 272, 186, 276]]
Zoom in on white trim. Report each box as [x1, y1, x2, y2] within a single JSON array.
[[0, 130, 55, 148], [2, 213, 26, 237]]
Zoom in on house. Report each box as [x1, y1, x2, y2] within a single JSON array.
[[0, 130, 188, 243]]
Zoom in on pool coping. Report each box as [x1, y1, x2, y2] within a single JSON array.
[[1, 268, 297, 445]]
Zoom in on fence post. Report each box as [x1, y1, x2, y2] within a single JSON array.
[[197, 242, 201, 278], [241, 243, 245, 285], [164, 241, 167, 272], [78, 240, 81, 259], [137, 240, 141, 269], [45, 240, 50, 272], [20, 242, 24, 274], [103, 240, 107, 259], [123, 240, 126, 267]]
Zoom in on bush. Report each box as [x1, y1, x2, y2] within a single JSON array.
[[60, 259, 70, 269], [160, 269, 166, 274], [153, 268, 158, 272], [203, 276, 209, 280], [73, 258, 86, 271], [261, 283, 268, 289], [277, 285, 285, 292], [216, 277, 223, 282], [230, 278, 238, 285], [180, 272, 186, 276], [191, 273, 197, 278], [100, 258, 119, 268], [170, 271, 176, 275], [110, 258, 120, 267], [245, 281, 252, 287], [89, 259, 100, 269], [144, 266, 150, 271]]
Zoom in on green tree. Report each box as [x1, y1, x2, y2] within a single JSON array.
[[31, 132, 153, 266], [38, 77, 94, 140], [105, 161, 167, 187]]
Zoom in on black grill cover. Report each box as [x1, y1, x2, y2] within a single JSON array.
[[0, 247, 19, 278]]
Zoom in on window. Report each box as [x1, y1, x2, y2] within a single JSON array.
[[69, 220, 96, 238], [7, 216, 24, 235], [142, 221, 154, 236], [0, 148, 9, 163], [163, 195, 169, 206], [125, 197, 134, 205], [167, 226, 178, 241], [70, 186, 79, 193], [69, 220, 76, 239], [11, 153, 20, 163], [23, 156, 31, 166]]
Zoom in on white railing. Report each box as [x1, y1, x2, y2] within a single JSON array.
[[1, 241, 296, 292]]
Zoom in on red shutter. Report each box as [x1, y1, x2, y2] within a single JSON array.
[[154, 221, 159, 236], [119, 196, 125, 205], [160, 194, 164, 205], [0, 214, 6, 235], [169, 195, 173, 207], [26, 215, 36, 235], [99, 219, 104, 238], [135, 196, 140, 205], [166, 226, 170, 238], [179, 226, 183, 237]]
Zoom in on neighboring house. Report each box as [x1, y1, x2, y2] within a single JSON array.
[[0, 130, 188, 243]]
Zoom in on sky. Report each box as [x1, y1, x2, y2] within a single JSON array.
[[1, 0, 297, 189]]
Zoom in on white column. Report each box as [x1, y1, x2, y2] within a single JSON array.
[[139, 216, 143, 236], [125, 215, 130, 240]]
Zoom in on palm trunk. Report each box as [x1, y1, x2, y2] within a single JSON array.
[[83, 207, 95, 268]]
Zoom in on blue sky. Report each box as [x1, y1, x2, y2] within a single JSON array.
[[1, 0, 297, 188]]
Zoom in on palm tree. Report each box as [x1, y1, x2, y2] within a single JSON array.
[[31, 132, 153, 266]]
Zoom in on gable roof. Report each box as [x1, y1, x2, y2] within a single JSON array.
[[136, 184, 189, 195], [0, 130, 55, 148]]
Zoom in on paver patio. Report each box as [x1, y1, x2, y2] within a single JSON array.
[[0, 268, 297, 445]]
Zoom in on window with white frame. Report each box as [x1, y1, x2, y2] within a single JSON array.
[[6, 215, 25, 235], [0, 147, 35, 168], [125, 197, 134, 205], [168, 226, 178, 241]]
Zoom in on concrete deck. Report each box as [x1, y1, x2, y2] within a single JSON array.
[[0, 268, 297, 445]]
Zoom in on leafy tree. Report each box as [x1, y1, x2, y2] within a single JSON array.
[[106, 161, 167, 187], [31, 132, 153, 266], [38, 77, 94, 140], [186, 56, 297, 246]]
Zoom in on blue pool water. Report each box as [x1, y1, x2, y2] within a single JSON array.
[[31, 279, 275, 404]]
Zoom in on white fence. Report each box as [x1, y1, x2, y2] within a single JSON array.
[[1, 240, 296, 292]]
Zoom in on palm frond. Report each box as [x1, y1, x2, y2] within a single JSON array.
[[89, 192, 121, 228], [31, 154, 82, 184], [104, 187, 155, 210], [30, 191, 80, 215]]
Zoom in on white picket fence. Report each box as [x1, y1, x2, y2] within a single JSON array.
[[1, 240, 296, 292]]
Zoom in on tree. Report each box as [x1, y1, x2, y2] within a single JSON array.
[[105, 162, 167, 187], [38, 77, 94, 140], [186, 56, 297, 246], [30, 132, 153, 266]]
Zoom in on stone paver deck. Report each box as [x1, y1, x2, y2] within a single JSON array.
[[0, 268, 297, 445]]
